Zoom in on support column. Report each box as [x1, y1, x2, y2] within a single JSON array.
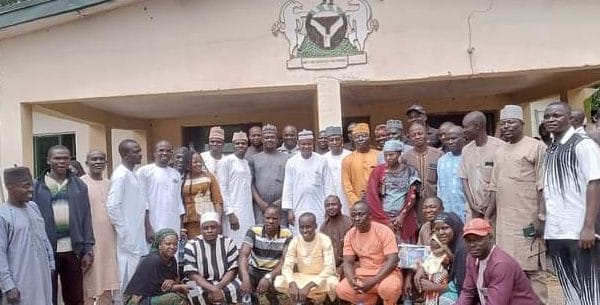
[[315, 77, 343, 130], [0, 102, 33, 169]]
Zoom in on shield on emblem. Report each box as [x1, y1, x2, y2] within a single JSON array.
[[306, 5, 348, 50]]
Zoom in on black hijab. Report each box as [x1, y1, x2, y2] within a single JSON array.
[[434, 212, 467, 292]]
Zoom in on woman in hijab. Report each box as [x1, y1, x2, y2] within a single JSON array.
[[415, 212, 467, 303], [124, 229, 189, 305]]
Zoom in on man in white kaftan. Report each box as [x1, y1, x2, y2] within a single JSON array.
[[201, 126, 225, 175], [217, 132, 255, 247], [137, 140, 184, 233], [322, 126, 352, 215], [0, 167, 54, 305], [282, 130, 335, 234], [107, 139, 148, 293]]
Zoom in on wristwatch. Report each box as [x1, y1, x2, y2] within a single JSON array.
[[264, 273, 272, 281]]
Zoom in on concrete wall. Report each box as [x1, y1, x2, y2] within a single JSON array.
[[32, 111, 90, 163]]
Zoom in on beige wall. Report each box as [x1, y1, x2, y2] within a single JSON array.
[[4, 0, 600, 167], [32, 111, 90, 163]]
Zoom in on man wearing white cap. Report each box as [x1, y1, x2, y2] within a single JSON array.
[[201, 126, 225, 175], [217, 131, 255, 247], [485, 105, 548, 303], [282, 129, 335, 232], [322, 126, 352, 214]]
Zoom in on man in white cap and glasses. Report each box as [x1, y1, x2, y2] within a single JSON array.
[[217, 131, 255, 247], [484, 104, 548, 303], [183, 211, 242, 305], [322, 126, 352, 214], [201, 126, 225, 175], [282, 129, 335, 233]]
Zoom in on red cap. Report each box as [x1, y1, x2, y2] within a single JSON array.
[[463, 218, 492, 237]]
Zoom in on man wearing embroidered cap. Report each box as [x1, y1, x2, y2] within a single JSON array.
[[0, 166, 54, 305], [216, 131, 255, 247], [184, 211, 242, 305], [322, 126, 352, 214], [249, 124, 290, 224], [377, 119, 413, 165], [342, 123, 379, 207], [406, 104, 441, 148], [457, 218, 539, 305], [282, 129, 335, 233], [201, 126, 225, 175], [484, 104, 548, 303]]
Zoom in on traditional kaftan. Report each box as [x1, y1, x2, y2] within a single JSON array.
[[459, 136, 505, 219], [217, 154, 255, 247], [200, 151, 222, 175], [341, 149, 379, 206], [107, 164, 148, 292], [248, 151, 288, 224], [181, 173, 223, 238], [491, 136, 546, 271], [437, 152, 468, 222], [320, 215, 353, 268], [0, 201, 54, 305], [274, 233, 339, 302], [80, 176, 120, 301], [402, 147, 442, 200], [282, 153, 335, 232], [137, 164, 184, 233], [323, 149, 352, 215]]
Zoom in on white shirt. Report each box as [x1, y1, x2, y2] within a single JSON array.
[[216, 154, 255, 246], [107, 164, 148, 291], [574, 126, 586, 135], [136, 164, 184, 233], [200, 151, 222, 176], [476, 246, 496, 305], [544, 127, 600, 239], [282, 153, 335, 232], [323, 149, 352, 215]]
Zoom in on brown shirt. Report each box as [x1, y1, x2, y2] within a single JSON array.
[[402, 147, 443, 199], [320, 215, 353, 267]]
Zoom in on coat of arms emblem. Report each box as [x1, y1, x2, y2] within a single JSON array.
[[272, 0, 379, 70]]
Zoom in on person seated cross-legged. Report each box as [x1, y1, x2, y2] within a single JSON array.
[[274, 212, 338, 304], [335, 201, 403, 305]]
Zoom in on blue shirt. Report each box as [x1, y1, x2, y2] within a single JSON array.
[[437, 152, 467, 222]]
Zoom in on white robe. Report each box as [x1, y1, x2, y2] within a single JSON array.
[[200, 151, 222, 176], [323, 149, 352, 215], [217, 154, 255, 247], [0, 202, 54, 305], [107, 164, 148, 292], [136, 164, 184, 233], [282, 153, 335, 234]]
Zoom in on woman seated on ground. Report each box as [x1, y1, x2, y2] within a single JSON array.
[[414, 212, 467, 304], [183, 211, 241, 305], [124, 228, 189, 305]]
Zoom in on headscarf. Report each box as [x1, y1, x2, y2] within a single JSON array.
[[150, 228, 178, 253], [433, 212, 467, 291]]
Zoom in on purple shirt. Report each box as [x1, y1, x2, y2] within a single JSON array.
[[456, 247, 539, 305]]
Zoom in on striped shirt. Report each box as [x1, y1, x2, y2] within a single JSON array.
[[183, 234, 238, 281], [243, 225, 292, 271]]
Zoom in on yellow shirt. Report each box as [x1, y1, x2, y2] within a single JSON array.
[[342, 149, 379, 206]]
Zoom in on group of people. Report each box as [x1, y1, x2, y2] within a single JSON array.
[[0, 101, 599, 305]]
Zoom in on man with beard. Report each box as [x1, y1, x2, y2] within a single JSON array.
[[239, 206, 293, 305], [201, 126, 225, 174], [33, 145, 94, 305], [81, 150, 120, 305], [437, 126, 467, 222], [342, 123, 379, 207], [274, 212, 338, 304], [0, 167, 54, 305], [137, 140, 184, 234], [246, 126, 263, 160], [107, 139, 149, 294], [403, 123, 443, 202], [336, 201, 402, 305], [282, 130, 334, 232], [406, 104, 441, 148], [277, 125, 299, 155], [457, 218, 539, 305], [542, 101, 600, 305], [249, 124, 289, 224], [460, 111, 504, 220], [484, 105, 548, 303], [320, 195, 353, 276], [171, 146, 189, 175], [570, 109, 587, 134], [343, 122, 357, 151], [374, 124, 388, 151], [315, 130, 330, 155], [322, 126, 352, 214], [217, 132, 255, 247]]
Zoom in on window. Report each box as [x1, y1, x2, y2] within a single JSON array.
[[33, 133, 75, 178]]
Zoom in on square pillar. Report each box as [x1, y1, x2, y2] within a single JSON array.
[[315, 77, 343, 130], [0, 102, 33, 169]]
